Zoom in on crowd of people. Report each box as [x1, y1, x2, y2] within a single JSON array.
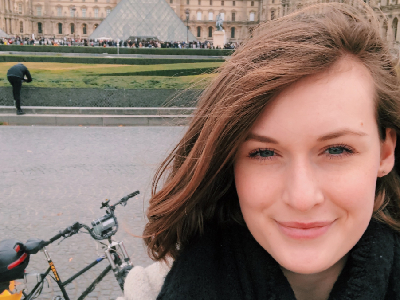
[[0, 36, 238, 49]]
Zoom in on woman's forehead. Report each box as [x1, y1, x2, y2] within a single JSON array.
[[278, 55, 373, 100], [249, 56, 376, 139]]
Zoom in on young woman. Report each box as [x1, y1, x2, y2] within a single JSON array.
[[121, 1, 400, 299]]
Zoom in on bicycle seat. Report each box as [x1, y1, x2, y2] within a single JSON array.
[[24, 239, 46, 255], [0, 239, 29, 283]]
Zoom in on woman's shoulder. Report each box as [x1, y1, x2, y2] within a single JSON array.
[[117, 222, 236, 300], [116, 259, 172, 300]]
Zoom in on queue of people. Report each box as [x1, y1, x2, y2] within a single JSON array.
[[0, 36, 238, 49]]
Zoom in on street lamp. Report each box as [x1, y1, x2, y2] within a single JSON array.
[[185, 9, 189, 45], [72, 5, 76, 43]]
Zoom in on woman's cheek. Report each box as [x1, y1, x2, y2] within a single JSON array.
[[321, 167, 377, 215], [235, 162, 281, 209]]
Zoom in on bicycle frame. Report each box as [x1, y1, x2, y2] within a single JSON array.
[[22, 240, 130, 300], [3, 191, 139, 300]]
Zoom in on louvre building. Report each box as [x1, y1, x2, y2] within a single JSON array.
[[1, 0, 400, 44]]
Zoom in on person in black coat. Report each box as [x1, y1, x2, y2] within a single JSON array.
[[7, 63, 32, 115]]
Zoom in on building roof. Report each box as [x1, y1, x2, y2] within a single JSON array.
[[0, 29, 9, 38], [89, 0, 197, 42]]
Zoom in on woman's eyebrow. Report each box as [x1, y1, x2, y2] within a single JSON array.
[[245, 133, 279, 144], [317, 129, 368, 142], [246, 129, 367, 144]]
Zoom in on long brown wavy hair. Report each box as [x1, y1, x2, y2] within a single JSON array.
[[144, 1, 400, 261]]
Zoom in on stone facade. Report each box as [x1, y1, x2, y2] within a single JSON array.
[[1, 0, 399, 44], [0, 0, 118, 39]]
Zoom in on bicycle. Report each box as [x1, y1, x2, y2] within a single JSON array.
[[0, 191, 140, 300]]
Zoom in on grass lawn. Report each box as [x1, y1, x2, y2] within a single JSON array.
[[0, 62, 222, 89]]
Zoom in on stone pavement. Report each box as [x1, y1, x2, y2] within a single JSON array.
[[0, 126, 186, 299]]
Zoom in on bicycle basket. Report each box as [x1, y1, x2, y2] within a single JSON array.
[[0, 239, 29, 283]]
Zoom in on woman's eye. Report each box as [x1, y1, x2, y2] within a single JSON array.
[[324, 145, 354, 157], [327, 147, 345, 155], [249, 149, 276, 159]]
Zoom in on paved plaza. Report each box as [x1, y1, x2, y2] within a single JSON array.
[[0, 125, 186, 299]]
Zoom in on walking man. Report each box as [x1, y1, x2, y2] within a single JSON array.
[[7, 63, 32, 115]]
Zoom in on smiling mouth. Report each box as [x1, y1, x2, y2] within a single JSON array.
[[276, 221, 334, 239]]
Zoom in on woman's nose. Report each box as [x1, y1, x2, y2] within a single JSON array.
[[282, 160, 324, 212]]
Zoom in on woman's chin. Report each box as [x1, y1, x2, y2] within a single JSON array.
[[280, 262, 330, 275], [277, 253, 349, 276]]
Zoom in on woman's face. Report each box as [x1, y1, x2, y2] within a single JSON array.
[[234, 56, 396, 275]]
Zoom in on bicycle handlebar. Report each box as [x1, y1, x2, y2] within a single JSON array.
[[45, 222, 82, 245], [110, 191, 140, 209], [45, 191, 140, 244]]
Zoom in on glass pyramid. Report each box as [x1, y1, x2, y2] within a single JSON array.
[[89, 0, 197, 42], [0, 29, 9, 38]]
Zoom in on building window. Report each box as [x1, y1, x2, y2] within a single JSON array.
[[272, 0, 274, 3], [20, 21, 23, 33], [38, 22, 42, 33], [249, 12, 255, 21], [58, 23, 63, 34], [231, 26, 235, 38], [208, 11, 213, 20], [18, 3, 22, 14], [197, 11, 202, 20], [220, 12, 224, 20], [36, 7, 42, 16], [94, 8, 99, 17], [232, 12, 235, 21], [221, 0, 224, 5], [70, 23, 74, 34], [271, 9, 275, 20], [197, 26, 201, 37], [198, 0, 201, 4], [232, 0, 235, 5], [251, 1, 254, 6], [208, 26, 212, 37], [106, 8, 111, 15], [57, 7, 62, 16], [82, 23, 87, 34], [82, 8, 86, 17], [70, 8, 75, 17], [187, 0, 189, 3], [210, 0, 212, 4], [106, 0, 110, 2], [282, 3, 288, 15], [170, 0, 173, 3]]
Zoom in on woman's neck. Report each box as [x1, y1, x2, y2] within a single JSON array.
[[281, 255, 348, 300]]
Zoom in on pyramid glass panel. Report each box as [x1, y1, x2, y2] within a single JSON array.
[[0, 29, 9, 38], [89, 0, 197, 42]]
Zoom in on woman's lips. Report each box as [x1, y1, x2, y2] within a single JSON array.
[[276, 221, 334, 239]]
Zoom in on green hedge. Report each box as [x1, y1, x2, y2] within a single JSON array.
[[0, 55, 225, 65], [97, 67, 218, 77], [0, 45, 234, 56]]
